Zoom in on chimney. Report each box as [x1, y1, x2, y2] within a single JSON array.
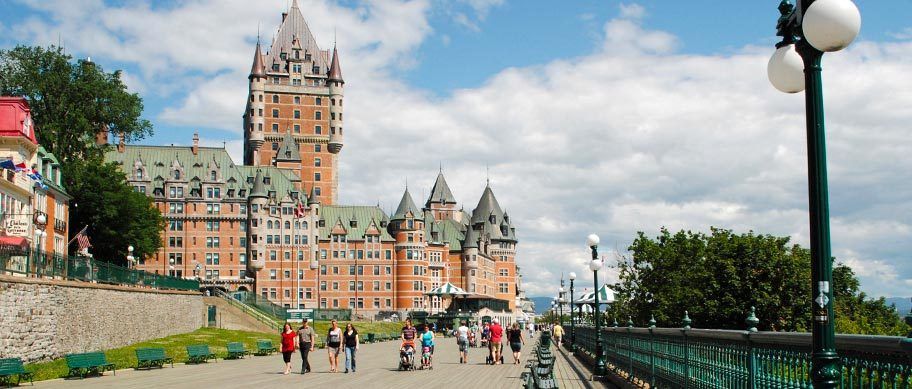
[[95, 124, 108, 146], [192, 132, 199, 155], [117, 132, 125, 153]]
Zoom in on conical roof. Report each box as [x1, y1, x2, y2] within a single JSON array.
[[463, 226, 479, 249], [275, 132, 301, 162], [250, 40, 266, 79], [426, 172, 456, 207], [328, 44, 343, 82], [266, 0, 329, 74], [250, 169, 267, 198], [308, 185, 318, 205], [391, 188, 421, 221], [470, 183, 504, 224]]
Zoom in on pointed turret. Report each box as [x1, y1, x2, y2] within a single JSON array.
[[425, 172, 457, 208], [250, 169, 267, 198], [463, 225, 479, 248], [249, 40, 266, 79], [275, 131, 301, 162], [470, 183, 505, 225], [308, 185, 318, 205], [391, 188, 421, 221], [328, 44, 343, 82]]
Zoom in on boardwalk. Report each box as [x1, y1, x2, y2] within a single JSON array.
[[35, 334, 597, 389]]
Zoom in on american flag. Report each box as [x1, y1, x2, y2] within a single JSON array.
[[69, 225, 93, 251]]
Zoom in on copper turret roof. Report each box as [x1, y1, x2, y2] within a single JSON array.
[[391, 188, 421, 221], [328, 45, 343, 82], [426, 171, 456, 207], [250, 40, 266, 79]]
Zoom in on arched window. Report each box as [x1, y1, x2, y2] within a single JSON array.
[[267, 220, 274, 229], [135, 168, 143, 179], [302, 221, 308, 229], [174, 170, 181, 180], [210, 171, 216, 180], [272, 95, 279, 103], [284, 221, 291, 229], [294, 221, 300, 229]]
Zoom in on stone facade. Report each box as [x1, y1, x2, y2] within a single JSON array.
[[0, 276, 202, 362]]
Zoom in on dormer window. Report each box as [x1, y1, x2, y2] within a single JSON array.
[[174, 170, 181, 180], [489, 215, 496, 224], [272, 64, 280, 71], [264, 177, 271, 185], [312, 66, 320, 74], [280, 52, 287, 60], [210, 171, 216, 181], [305, 53, 311, 61], [294, 50, 300, 59], [135, 168, 143, 180], [350, 220, 357, 228]]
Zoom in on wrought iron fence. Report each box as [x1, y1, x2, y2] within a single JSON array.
[[572, 320, 912, 388], [0, 249, 199, 291]]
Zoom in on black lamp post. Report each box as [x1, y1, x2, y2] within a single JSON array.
[[587, 233, 606, 377], [767, 1, 860, 386], [568, 272, 576, 352]]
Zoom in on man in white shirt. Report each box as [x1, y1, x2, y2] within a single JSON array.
[[456, 321, 470, 364]]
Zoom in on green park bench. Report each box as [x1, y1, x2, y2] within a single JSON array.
[[365, 333, 376, 343], [0, 358, 33, 386], [225, 342, 249, 359], [255, 340, 277, 356], [135, 347, 173, 369], [185, 345, 217, 364], [65, 352, 115, 378]]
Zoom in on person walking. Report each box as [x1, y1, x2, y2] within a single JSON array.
[[527, 321, 535, 339], [489, 318, 503, 365], [326, 319, 342, 373], [343, 323, 359, 373], [280, 323, 298, 375], [552, 321, 564, 349], [420, 324, 435, 369], [296, 319, 315, 374], [507, 322, 525, 364], [456, 321, 469, 364]]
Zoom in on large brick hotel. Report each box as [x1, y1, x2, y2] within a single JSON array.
[[104, 1, 533, 320]]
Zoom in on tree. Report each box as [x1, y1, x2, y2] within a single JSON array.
[[65, 160, 164, 264], [0, 45, 161, 264], [0, 45, 152, 161], [611, 227, 909, 336]]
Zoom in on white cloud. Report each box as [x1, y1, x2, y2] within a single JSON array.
[[619, 3, 646, 19], [7, 2, 912, 300]]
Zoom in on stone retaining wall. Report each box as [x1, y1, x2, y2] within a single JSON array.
[[0, 275, 203, 362]]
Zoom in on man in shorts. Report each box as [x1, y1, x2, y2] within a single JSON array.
[[456, 321, 470, 364], [552, 321, 564, 349], [489, 318, 504, 365]]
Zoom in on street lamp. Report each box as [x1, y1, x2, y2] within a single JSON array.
[[767, 1, 860, 386], [126, 245, 134, 270], [568, 271, 576, 352], [558, 296, 565, 328], [169, 257, 176, 277], [587, 233, 606, 377]]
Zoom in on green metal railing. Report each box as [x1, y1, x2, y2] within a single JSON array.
[[572, 316, 912, 388], [0, 249, 199, 291], [231, 291, 289, 320]]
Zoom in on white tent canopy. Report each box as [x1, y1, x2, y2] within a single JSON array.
[[573, 284, 615, 305], [425, 282, 469, 297]]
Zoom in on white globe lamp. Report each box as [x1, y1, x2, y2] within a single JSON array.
[[802, 0, 861, 52], [768, 44, 805, 93]]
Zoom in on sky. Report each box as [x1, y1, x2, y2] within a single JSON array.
[[1, 0, 910, 300]]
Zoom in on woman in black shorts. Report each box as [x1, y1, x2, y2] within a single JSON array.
[[507, 322, 525, 364]]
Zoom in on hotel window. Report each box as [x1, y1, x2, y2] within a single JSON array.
[[315, 111, 321, 120], [332, 282, 339, 290], [169, 220, 183, 231], [331, 98, 336, 106], [314, 158, 321, 167], [500, 269, 508, 276], [373, 281, 380, 290], [272, 77, 280, 84], [315, 125, 322, 134], [314, 172, 321, 181], [385, 282, 392, 290], [294, 110, 300, 119], [294, 124, 300, 133], [239, 254, 246, 265], [386, 250, 392, 260], [272, 109, 279, 118], [499, 283, 509, 293], [284, 270, 291, 279], [315, 144, 321, 152], [270, 251, 277, 261], [320, 281, 327, 291], [349, 281, 355, 291], [258, 109, 263, 117], [272, 123, 279, 132], [315, 187, 321, 196], [315, 97, 322, 105], [331, 112, 335, 120], [294, 96, 300, 104], [272, 95, 279, 103]]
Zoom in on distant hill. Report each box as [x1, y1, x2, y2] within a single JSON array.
[[885, 297, 911, 316]]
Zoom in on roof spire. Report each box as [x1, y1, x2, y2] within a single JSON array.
[[328, 43, 343, 82], [249, 38, 266, 79]]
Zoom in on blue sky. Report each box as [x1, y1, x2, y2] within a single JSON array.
[[1, 0, 911, 299]]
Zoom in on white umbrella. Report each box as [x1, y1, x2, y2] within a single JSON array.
[[425, 282, 469, 297]]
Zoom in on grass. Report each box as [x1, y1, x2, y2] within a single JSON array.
[[23, 322, 405, 382]]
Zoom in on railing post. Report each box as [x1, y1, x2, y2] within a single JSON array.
[[649, 314, 656, 388], [746, 306, 759, 389], [682, 311, 691, 389], [627, 316, 634, 382]]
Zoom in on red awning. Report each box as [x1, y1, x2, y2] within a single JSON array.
[[0, 236, 28, 249]]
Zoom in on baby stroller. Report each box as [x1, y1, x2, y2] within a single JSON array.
[[420, 345, 433, 370], [468, 331, 477, 348], [398, 344, 416, 371], [486, 343, 505, 365]]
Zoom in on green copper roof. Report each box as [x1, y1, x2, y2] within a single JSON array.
[[391, 188, 421, 221], [319, 205, 394, 241], [426, 172, 456, 207], [434, 218, 467, 251], [470, 184, 504, 225]]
